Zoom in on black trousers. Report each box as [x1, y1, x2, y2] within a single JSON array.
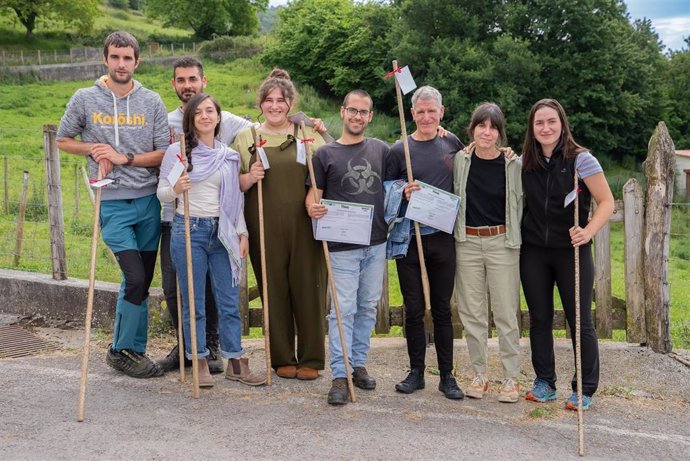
[[396, 231, 455, 373], [160, 222, 218, 344], [520, 244, 600, 396]]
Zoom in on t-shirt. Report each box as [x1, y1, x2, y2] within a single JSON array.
[[311, 138, 389, 252], [465, 153, 506, 227], [386, 133, 464, 193]]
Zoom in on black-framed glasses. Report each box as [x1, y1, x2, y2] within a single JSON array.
[[344, 107, 371, 118]]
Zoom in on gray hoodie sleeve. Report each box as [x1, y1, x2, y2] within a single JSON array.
[[56, 90, 86, 140], [152, 95, 170, 152]]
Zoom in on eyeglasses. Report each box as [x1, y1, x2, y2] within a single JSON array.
[[344, 107, 371, 118]]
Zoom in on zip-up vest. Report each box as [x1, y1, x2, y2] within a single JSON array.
[[521, 152, 591, 248]]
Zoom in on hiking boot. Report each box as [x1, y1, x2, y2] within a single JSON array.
[[352, 366, 376, 390], [276, 365, 298, 379], [465, 374, 489, 399], [106, 345, 164, 379], [206, 341, 224, 375], [196, 358, 214, 387], [498, 378, 519, 403], [327, 378, 349, 405], [157, 344, 191, 372], [225, 357, 266, 386], [526, 378, 557, 403], [395, 368, 425, 394], [565, 392, 592, 411], [439, 373, 465, 400]]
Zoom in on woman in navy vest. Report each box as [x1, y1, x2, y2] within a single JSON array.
[[520, 99, 614, 411]]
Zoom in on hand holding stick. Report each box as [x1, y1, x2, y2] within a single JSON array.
[[301, 121, 356, 402]]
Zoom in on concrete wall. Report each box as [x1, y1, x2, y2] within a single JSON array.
[[675, 153, 690, 197], [0, 268, 163, 327], [0, 57, 180, 82]]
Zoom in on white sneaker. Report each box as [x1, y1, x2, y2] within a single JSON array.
[[465, 374, 489, 399]]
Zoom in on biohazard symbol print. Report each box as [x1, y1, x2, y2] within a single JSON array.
[[341, 159, 381, 195]]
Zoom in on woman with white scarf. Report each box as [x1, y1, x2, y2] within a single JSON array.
[[158, 93, 264, 387]]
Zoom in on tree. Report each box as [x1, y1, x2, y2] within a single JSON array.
[[145, 0, 268, 40], [665, 46, 690, 148], [262, 0, 396, 103], [0, 0, 100, 38]]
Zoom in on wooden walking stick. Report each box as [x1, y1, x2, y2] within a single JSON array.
[[179, 134, 200, 398], [573, 169, 585, 456], [76, 168, 103, 422], [391, 60, 433, 332], [176, 279, 185, 382], [301, 121, 356, 402], [255, 135, 272, 385]]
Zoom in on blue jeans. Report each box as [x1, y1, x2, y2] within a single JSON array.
[[328, 242, 386, 378], [170, 214, 245, 360]]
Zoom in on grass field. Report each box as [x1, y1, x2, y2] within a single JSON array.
[[0, 58, 687, 347], [0, 3, 193, 51]]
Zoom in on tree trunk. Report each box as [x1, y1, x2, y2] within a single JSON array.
[[14, 9, 37, 39]]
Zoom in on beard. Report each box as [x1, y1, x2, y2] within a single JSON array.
[[109, 68, 133, 85], [176, 88, 197, 103], [343, 121, 367, 137]]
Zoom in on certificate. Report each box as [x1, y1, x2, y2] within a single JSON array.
[[315, 199, 373, 246], [404, 181, 461, 234]]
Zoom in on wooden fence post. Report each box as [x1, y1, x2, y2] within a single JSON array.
[[80, 166, 95, 203], [13, 171, 29, 267], [643, 122, 675, 353], [623, 179, 646, 343], [594, 202, 612, 338], [375, 264, 390, 334], [44, 125, 67, 280]]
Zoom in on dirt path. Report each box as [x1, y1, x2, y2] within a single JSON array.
[[1, 327, 689, 460]]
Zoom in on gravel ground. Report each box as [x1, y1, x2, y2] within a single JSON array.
[[1, 325, 689, 460]]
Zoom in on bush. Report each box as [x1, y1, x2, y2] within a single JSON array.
[[107, 0, 129, 9], [199, 36, 264, 62]]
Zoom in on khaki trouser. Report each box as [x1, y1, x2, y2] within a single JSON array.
[[455, 234, 521, 378]]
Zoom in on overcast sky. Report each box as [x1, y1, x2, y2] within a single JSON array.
[[268, 0, 689, 51]]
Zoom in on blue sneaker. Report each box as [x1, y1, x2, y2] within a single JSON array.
[[526, 378, 557, 402], [565, 392, 592, 411]]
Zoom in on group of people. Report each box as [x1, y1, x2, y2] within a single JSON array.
[[57, 31, 614, 410]]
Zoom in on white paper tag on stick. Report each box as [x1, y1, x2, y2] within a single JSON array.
[[256, 146, 270, 170], [564, 188, 578, 208], [90, 178, 114, 188], [296, 141, 307, 165], [395, 66, 417, 95], [167, 161, 185, 187]]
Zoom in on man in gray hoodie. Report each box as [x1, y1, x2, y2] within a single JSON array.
[[57, 31, 169, 379]]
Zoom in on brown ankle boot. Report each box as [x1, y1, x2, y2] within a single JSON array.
[[225, 357, 266, 386], [196, 358, 214, 388]]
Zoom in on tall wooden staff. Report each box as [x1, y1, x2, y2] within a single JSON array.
[[573, 170, 584, 456], [179, 134, 200, 398], [76, 168, 103, 422], [255, 136, 272, 385], [175, 281, 185, 382], [301, 121, 356, 402], [391, 60, 432, 330]]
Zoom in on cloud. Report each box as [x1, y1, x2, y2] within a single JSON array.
[[654, 17, 690, 51]]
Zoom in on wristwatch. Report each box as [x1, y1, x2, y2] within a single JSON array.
[[124, 152, 134, 166]]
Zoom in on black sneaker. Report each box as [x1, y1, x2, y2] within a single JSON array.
[[395, 368, 425, 394], [439, 373, 465, 400], [352, 366, 376, 390], [156, 344, 191, 372], [206, 340, 224, 374], [106, 346, 164, 378], [327, 378, 349, 405]]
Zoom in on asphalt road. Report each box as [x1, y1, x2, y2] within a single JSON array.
[[1, 330, 689, 460]]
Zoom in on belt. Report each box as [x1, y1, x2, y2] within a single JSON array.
[[465, 225, 506, 237]]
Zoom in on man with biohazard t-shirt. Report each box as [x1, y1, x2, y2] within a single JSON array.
[[57, 31, 169, 379]]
